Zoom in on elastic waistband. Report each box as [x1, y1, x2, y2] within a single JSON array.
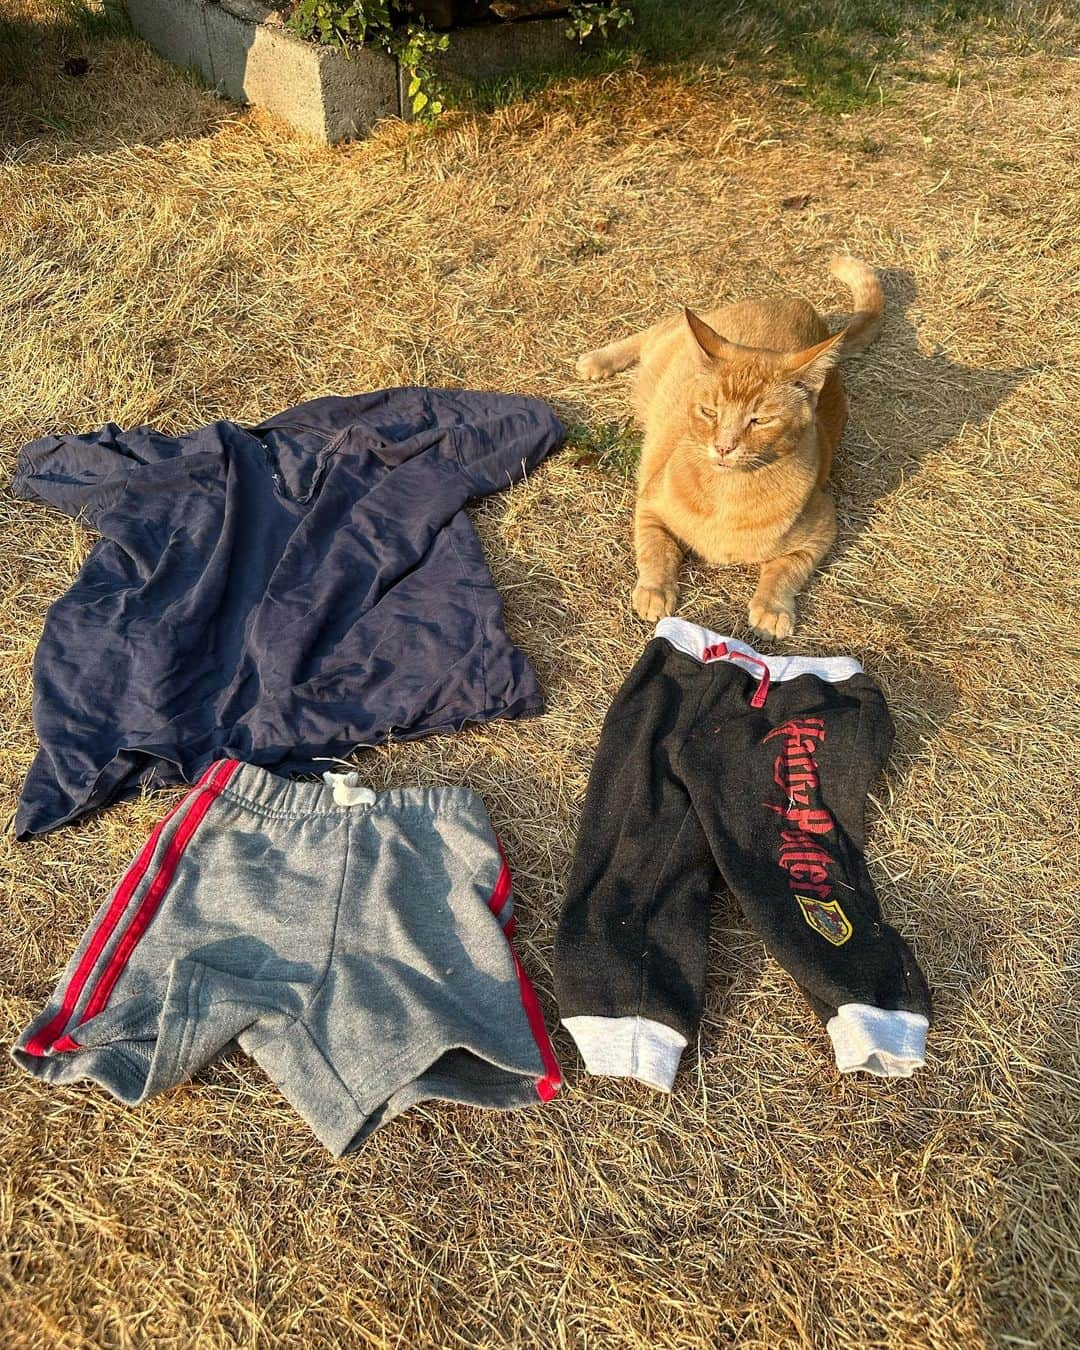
[[654, 618, 863, 684], [214, 762, 483, 819]]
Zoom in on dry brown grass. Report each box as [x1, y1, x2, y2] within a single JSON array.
[[2, 3, 1079, 1346]]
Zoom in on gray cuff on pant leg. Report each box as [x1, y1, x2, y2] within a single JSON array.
[[827, 1003, 929, 1078], [561, 1015, 688, 1091]]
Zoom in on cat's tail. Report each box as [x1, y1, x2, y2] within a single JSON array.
[[830, 255, 884, 356]]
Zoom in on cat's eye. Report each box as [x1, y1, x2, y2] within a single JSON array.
[[698, 405, 717, 420], [747, 415, 774, 427]]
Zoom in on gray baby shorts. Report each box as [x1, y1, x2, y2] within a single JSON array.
[[14, 760, 561, 1154]]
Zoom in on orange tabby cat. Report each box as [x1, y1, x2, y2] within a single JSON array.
[[577, 255, 883, 639]]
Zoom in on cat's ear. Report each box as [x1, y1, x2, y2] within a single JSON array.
[[782, 331, 845, 398], [684, 309, 738, 362]]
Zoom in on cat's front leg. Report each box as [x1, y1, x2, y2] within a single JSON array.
[[748, 492, 836, 640], [748, 554, 810, 640], [633, 507, 683, 621]]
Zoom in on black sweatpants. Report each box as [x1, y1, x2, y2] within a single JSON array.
[[555, 619, 932, 1090]]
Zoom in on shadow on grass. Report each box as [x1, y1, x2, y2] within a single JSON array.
[[460, 0, 1060, 116], [0, 0, 129, 84], [828, 264, 1037, 565], [0, 1, 232, 163]]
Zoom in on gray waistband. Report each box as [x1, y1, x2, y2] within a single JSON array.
[[216, 762, 483, 819], [654, 618, 864, 683]]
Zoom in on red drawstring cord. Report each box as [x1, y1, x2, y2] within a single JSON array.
[[700, 642, 771, 708], [735, 651, 771, 707]]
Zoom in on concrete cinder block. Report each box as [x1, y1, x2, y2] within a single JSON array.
[[125, 0, 215, 76], [215, 4, 399, 140], [126, 0, 401, 139], [316, 44, 402, 142], [124, 1, 580, 142], [434, 17, 577, 78]]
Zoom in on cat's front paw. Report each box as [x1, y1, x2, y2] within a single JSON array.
[[576, 350, 613, 381], [748, 597, 795, 640], [632, 582, 677, 622]]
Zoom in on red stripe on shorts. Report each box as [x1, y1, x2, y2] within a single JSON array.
[[23, 760, 236, 1057], [488, 841, 561, 1101], [487, 841, 512, 925], [75, 759, 240, 1028]]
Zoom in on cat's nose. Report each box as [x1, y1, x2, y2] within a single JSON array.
[[714, 442, 737, 459]]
